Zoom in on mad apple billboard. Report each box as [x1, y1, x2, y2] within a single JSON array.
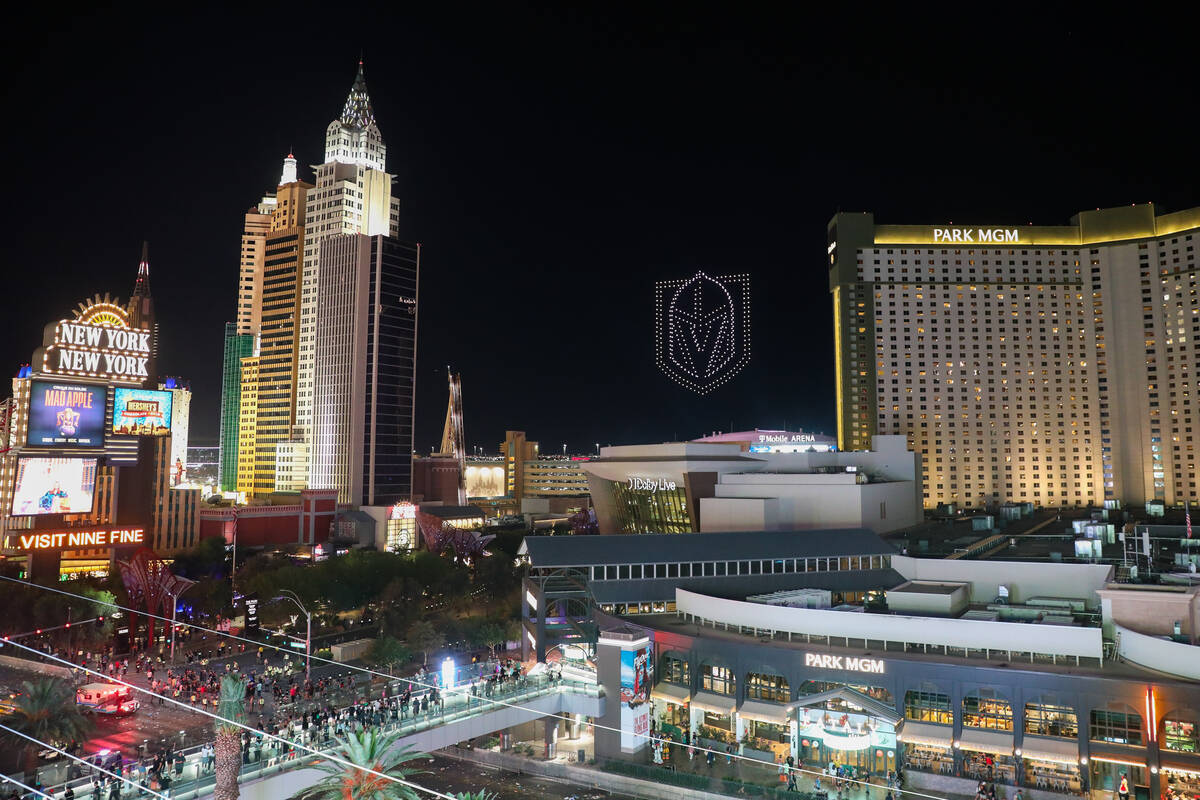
[[619, 644, 652, 750], [11, 456, 98, 516], [112, 388, 173, 436], [25, 380, 107, 448]]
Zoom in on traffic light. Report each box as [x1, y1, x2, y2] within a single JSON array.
[[96, 616, 105, 627]]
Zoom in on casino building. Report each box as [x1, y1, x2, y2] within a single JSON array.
[[828, 202, 1200, 510], [521, 531, 1200, 800], [0, 248, 198, 576]]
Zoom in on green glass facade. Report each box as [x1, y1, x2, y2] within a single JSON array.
[[608, 479, 692, 533], [218, 322, 254, 492]]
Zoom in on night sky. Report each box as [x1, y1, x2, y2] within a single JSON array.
[[3, 7, 1197, 453]]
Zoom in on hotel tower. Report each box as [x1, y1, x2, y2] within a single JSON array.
[[828, 203, 1200, 509]]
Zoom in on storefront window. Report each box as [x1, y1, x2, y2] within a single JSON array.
[[1089, 707, 1143, 746], [1023, 759, 1081, 792], [1090, 761, 1146, 799], [701, 663, 734, 695], [962, 751, 1017, 785], [661, 654, 689, 686], [962, 689, 1013, 731], [1162, 715, 1199, 753], [905, 743, 953, 775], [1162, 767, 1200, 800], [905, 688, 953, 725], [1024, 697, 1078, 738], [746, 672, 789, 703]]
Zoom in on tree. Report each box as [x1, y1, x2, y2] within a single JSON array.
[[290, 731, 427, 800], [405, 620, 444, 666], [2, 678, 93, 776], [367, 637, 412, 674], [454, 793, 498, 800], [478, 622, 506, 657], [213, 673, 247, 800]]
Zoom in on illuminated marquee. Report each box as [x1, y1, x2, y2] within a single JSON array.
[[805, 652, 885, 674], [36, 299, 152, 385], [10, 526, 145, 550]]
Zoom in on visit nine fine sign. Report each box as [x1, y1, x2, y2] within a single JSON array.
[[932, 228, 1020, 243], [11, 527, 145, 550]]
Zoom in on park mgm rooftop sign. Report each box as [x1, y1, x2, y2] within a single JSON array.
[[33, 297, 152, 385]]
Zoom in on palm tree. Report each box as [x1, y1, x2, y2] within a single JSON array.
[[213, 672, 247, 800], [290, 729, 428, 800], [2, 678, 92, 776]]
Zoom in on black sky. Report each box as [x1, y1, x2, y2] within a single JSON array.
[[2, 6, 1197, 453]]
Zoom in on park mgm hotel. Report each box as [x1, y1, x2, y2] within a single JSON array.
[[829, 202, 1200, 510]]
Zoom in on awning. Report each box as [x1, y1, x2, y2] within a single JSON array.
[[651, 682, 692, 705], [795, 687, 901, 724], [1019, 736, 1079, 765], [897, 721, 953, 749], [958, 728, 1014, 754], [738, 700, 791, 725], [1160, 764, 1200, 778], [690, 691, 737, 716], [1088, 754, 1146, 769]]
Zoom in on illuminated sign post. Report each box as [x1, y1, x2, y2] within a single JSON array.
[[8, 526, 145, 550]]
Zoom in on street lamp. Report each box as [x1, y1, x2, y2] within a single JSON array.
[[277, 590, 312, 680], [166, 584, 193, 663]]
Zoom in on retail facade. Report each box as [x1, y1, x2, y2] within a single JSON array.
[[522, 531, 1200, 800]]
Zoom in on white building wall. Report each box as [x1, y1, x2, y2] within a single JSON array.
[[890, 555, 1113, 607], [310, 235, 369, 502]]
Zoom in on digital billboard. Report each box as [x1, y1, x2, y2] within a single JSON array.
[[112, 388, 173, 436], [25, 381, 107, 448], [619, 644, 652, 750], [11, 457, 98, 516]]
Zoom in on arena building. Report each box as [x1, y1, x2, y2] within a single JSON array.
[[581, 435, 920, 535]]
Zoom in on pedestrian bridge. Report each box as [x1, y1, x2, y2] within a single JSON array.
[[33, 675, 603, 800]]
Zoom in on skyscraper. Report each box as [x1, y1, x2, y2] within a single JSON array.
[[310, 234, 419, 504], [828, 202, 1200, 510], [218, 190, 276, 492], [221, 156, 312, 496], [296, 61, 400, 468], [218, 321, 253, 492], [252, 158, 311, 493]]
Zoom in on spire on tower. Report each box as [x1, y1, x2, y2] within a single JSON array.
[[132, 240, 151, 299], [280, 152, 298, 185], [339, 59, 376, 130]]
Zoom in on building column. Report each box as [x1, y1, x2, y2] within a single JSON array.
[[544, 716, 559, 759]]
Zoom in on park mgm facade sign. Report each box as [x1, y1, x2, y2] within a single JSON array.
[[33, 298, 152, 385]]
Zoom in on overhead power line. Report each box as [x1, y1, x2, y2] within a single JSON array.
[[0, 637, 460, 800]]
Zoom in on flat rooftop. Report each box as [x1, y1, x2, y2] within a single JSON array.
[[888, 581, 963, 595]]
